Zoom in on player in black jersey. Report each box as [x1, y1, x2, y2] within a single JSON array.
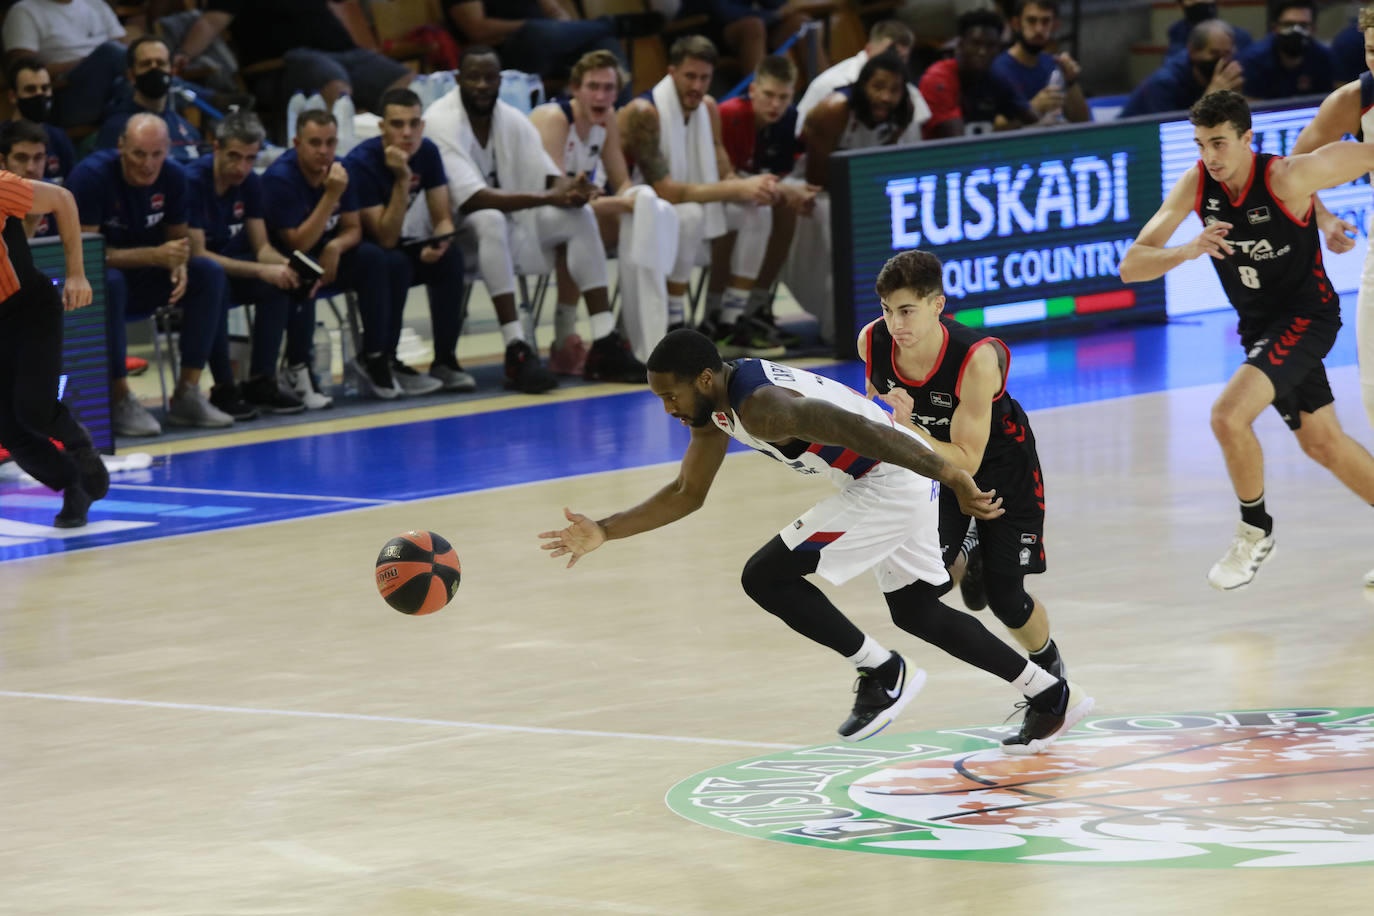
[[1121, 90, 1374, 590], [0, 156, 102, 527], [860, 249, 1068, 751]]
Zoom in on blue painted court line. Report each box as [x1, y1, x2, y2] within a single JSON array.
[[0, 308, 1360, 564]]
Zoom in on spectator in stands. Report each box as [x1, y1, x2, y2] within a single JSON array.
[[1330, 15, 1365, 86], [4, 59, 73, 185], [788, 49, 926, 344], [444, 1, 662, 104], [1121, 19, 1244, 117], [427, 46, 643, 391], [529, 50, 671, 370], [186, 111, 311, 417], [992, 0, 1089, 123], [264, 110, 413, 404], [1166, 0, 1253, 54], [919, 9, 1037, 138], [1238, 1, 1333, 100], [68, 113, 235, 436], [795, 19, 914, 130], [0, 119, 57, 239], [96, 37, 204, 163], [174, 0, 414, 112], [679, 1, 823, 79], [714, 54, 817, 353], [618, 36, 780, 347], [1, 0, 129, 127], [343, 87, 463, 394]]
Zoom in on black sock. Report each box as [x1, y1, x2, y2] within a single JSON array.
[[1029, 639, 1060, 673], [1239, 495, 1272, 535], [1028, 678, 1068, 714]]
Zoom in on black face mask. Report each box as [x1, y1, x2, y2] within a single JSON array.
[[15, 94, 52, 123], [1018, 33, 1047, 54], [1184, 3, 1218, 25], [1191, 55, 1221, 83], [1275, 26, 1310, 58], [134, 68, 172, 100]]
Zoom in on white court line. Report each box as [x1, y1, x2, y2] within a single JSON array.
[[0, 690, 794, 750], [109, 483, 394, 505]]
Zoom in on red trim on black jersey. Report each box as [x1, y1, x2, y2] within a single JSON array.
[[1222, 152, 1258, 207], [953, 338, 1008, 401], [1193, 161, 1205, 216], [1262, 156, 1313, 226], [891, 322, 947, 388]]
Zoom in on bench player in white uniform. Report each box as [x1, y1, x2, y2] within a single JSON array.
[[540, 328, 1092, 751], [1289, 3, 1374, 586], [531, 49, 670, 375]]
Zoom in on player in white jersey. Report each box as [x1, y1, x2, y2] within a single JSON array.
[[1288, 2, 1374, 587], [540, 328, 1092, 750]]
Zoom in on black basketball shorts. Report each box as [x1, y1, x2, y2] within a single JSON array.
[[1242, 311, 1340, 430], [938, 438, 1047, 577]]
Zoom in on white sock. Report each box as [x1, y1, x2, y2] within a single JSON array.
[[500, 320, 525, 347], [588, 309, 615, 341], [1012, 660, 1059, 698], [721, 287, 749, 325], [847, 635, 892, 671], [668, 294, 686, 325], [554, 302, 578, 347]]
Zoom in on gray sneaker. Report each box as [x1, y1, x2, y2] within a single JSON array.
[[280, 363, 334, 409], [391, 359, 443, 395], [347, 355, 400, 400], [166, 386, 234, 428], [428, 361, 478, 393], [112, 392, 161, 437]]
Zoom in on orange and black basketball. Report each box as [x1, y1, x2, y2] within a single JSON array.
[[374, 530, 461, 615]]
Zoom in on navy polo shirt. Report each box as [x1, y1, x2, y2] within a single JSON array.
[[1238, 33, 1335, 99], [262, 148, 358, 255], [343, 135, 447, 213], [95, 101, 204, 163], [991, 50, 1058, 102], [1120, 52, 1206, 117], [39, 123, 74, 183], [186, 152, 263, 260], [67, 149, 188, 248], [1332, 21, 1365, 86]]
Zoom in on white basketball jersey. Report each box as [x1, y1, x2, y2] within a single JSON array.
[[710, 359, 933, 489], [557, 98, 605, 184]]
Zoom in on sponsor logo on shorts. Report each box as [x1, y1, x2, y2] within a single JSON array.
[[930, 391, 953, 408], [793, 519, 804, 529], [1019, 533, 1038, 545], [664, 708, 1374, 868], [1019, 547, 1031, 566], [1248, 338, 1269, 359]]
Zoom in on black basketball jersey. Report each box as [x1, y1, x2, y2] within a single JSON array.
[[1194, 153, 1338, 337], [864, 316, 1032, 478], [0, 214, 46, 317]]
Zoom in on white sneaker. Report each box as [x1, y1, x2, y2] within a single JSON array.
[[391, 359, 442, 395], [280, 363, 334, 409], [1207, 521, 1276, 591], [112, 392, 161, 437], [1364, 567, 1374, 589], [165, 386, 233, 428]]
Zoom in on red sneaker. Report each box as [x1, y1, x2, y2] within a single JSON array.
[[125, 355, 149, 376], [547, 333, 588, 376]]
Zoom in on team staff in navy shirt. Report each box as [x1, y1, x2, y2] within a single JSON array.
[[4, 59, 75, 184], [95, 36, 204, 163], [67, 113, 234, 437], [990, 1, 1089, 123], [0, 120, 58, 239], [264, 109, 409, 403], [1237, 1, 1333, 101], [187, 111, 312, 417], [343, 87, 458, 394]]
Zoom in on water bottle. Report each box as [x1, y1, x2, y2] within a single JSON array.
[[1044, 68, 1066, 125], [313, 319, 334, 387]]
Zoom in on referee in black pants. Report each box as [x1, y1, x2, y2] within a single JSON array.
[[0, 120, 104, 527]]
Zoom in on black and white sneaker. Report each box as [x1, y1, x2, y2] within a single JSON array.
[[960, 541, 987, 611], [504, 340, 558, 394], [1001, 679, 1093, 755], [837, 652, 926, 742]]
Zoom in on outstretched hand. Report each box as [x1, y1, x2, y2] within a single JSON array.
[[949, 469, 1003, 520], [537, 506, 606, 568]]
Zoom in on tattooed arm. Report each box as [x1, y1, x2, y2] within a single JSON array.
[[737, 385, 1004, 519], [618, 99, 777, 206]]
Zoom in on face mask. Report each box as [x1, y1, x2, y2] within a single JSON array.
[[15, 94, 51, 123], [1192, 55, 1221, 82], [1183, 3, 1218, 25], [1275, 26, 1310, 58], [1018, 32, 1046, 54], [134, 68, 172, 100]]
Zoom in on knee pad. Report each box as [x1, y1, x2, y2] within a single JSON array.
[[740, 535, 818, 606], [984, 571, 1033, 629]]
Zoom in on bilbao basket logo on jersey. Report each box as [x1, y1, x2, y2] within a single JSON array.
[[665, 707, 1374, 868]]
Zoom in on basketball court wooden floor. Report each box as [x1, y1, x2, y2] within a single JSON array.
[[2, 311, 1372, 914]]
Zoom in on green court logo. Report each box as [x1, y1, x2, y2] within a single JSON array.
[[665, 708, 1374, 868]]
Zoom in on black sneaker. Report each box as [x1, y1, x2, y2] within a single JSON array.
[[242, 375, 307, 414], [837, 652, 927, 742], [696, 311, 725, 341], [755, 306, 802, 349], [1001, 679, 1093, 755], [53, 479, 93, 528], [504, 340, 558, 393], [210, 382, 260, 421], [716, 317, 786, 359], [583, 331, 647, 383], [960, 542, 987, 611], [70, 444, 109, 500]]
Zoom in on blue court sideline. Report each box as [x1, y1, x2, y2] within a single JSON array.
[[0, 308, 1360, 562]]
